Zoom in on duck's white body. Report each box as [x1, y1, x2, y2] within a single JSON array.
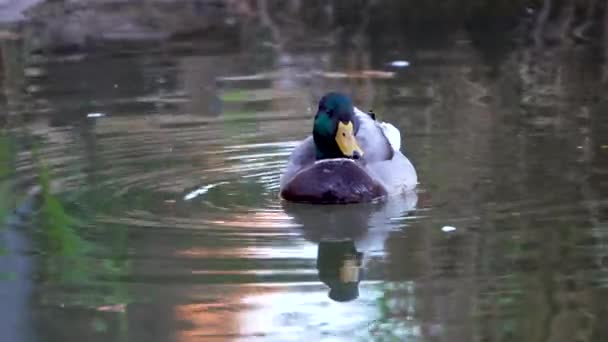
[[280, 107, 418, 197]]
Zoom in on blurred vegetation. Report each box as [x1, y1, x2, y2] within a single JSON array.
[[31, 148, 131, 306], [26, 148, 132, 339], [33, 148, 90, 279], [234, 0, 607, 46], [5, 0, 605, 56], [0, 133, 12, 264]]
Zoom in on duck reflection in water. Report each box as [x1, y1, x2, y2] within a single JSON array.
[[317, 240, 364, 302], [283, 190, 418, 302]]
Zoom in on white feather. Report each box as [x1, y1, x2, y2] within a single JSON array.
[[380, 122, 401, 151], [354, 106, 401, 151]]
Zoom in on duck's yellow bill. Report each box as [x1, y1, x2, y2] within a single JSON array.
[[335, 121, 363, 158]]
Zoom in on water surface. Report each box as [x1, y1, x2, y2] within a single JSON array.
[[1, 20, 608, 342]]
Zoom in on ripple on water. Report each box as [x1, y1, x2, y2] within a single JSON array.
[[17, 119, 425, 300], [14, 116, 313, 282]]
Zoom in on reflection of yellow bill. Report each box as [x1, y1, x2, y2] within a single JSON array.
[[335, 121, 363, 158], [340, 258, 360, 283]]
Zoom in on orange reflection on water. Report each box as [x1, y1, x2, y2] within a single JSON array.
[[173, 301, 243, 340], [203, 211, 299, 229], [172, 285, 281, 341]]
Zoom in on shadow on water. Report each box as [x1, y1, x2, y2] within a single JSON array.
[[1, 0, 608, 341]]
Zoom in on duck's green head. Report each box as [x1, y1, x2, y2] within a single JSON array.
[[313, 92, 364, 160]]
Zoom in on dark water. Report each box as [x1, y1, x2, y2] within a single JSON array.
[[2, 21, 608, 342]]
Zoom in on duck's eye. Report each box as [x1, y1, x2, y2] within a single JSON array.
[[342, 132, 346, 137]]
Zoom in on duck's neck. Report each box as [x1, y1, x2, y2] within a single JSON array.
[[315, 145, 341, 160], [315, 146, 330, 160]]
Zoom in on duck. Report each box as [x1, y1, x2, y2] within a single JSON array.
[[279, 92, 417, 204]]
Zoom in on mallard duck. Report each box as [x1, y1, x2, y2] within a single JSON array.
[[279, 92, 417, 204]]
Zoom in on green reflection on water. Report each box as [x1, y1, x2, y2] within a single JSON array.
[[31, 147, 132, 338], [35, 152, 89, 260], [0, 132, 13, 279], [30, 145, 132, 315]]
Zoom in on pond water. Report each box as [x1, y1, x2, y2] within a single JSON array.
[[1, 19, 608, 342]]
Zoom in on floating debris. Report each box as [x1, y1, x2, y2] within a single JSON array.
[[87, 112, 106, 118], [24, 67, 45, 77], [96, 304, 126, 312], [184, 182, 228, 201], [320, 70, 395, 79], [441, 226, 456, 233], [389, 60, 410, 68]]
